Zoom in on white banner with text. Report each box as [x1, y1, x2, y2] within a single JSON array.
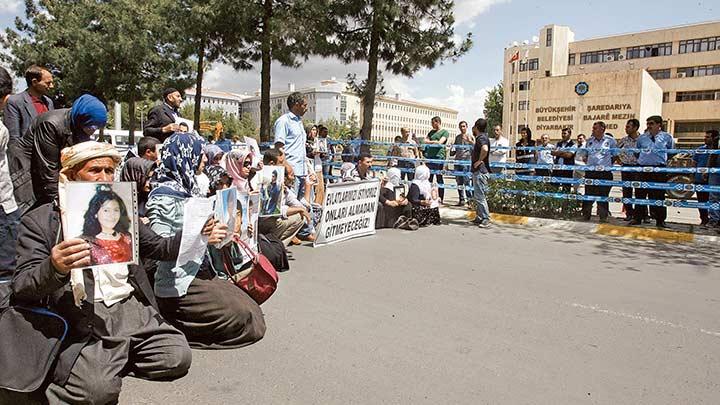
[[314, 179, 380, 246]]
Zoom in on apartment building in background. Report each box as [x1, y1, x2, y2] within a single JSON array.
[[503, 20, 720, 147], [183, 89, 250, 118], [237, 78, 459, 143]]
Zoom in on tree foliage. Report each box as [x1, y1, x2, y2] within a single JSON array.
[[326, 0, 472, 144], [220, 0, 330, 142], [1, 0, 194, 142], [483, 81, 503, 131]]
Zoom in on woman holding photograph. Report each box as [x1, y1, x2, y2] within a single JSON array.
[[146, 133, 265, 350], [80, 185, 134, 265], [225, 148, 258, 193], [376, 168, 415, 230]]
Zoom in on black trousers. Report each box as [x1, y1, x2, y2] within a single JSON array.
[[582, 171, 613, 220], [553, 169, 574, 195], [398, 160, 415, 181], [697, 183, 709, 223], [427, 161, 445, 200], [634, 170, 667, 223], [620, 167, 646, 219]]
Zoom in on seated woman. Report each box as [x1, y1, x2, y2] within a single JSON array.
[[225, 148, 259, 193], [407, 165, 441, 227], [80, 185, 134, 265], [146, 133, 266, 349], [376, 168, 415, 230]]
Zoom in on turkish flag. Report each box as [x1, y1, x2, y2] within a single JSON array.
[[508, 52, 519, 63]]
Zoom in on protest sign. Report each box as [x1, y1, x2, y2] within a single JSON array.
[[314, 179, 380, 246]]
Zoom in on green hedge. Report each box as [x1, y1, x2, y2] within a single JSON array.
[[487, 178, 582, 220]]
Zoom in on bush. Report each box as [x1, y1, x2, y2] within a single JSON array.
[[487, 178, 581, 220]]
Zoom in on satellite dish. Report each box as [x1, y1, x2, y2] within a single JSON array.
[[522, 40, 530, 45], [512, 41, 519, 47], [532, 36, 539, 43]]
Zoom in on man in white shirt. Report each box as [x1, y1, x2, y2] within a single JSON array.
[[535, 134, 555, 177], [488, 125, 509, 172]]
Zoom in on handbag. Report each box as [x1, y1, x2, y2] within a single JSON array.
[[221, 236, 279, 305]]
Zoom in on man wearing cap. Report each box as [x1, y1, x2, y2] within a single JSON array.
[[2, 141, 225, 404], [144, 88, 183, 142], [10, 93, 108, 210]]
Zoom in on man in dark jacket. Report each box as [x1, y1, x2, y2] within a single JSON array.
[[2, 65, 55, 141], [143, 88, 183, 142], [9, 93, 107, 210], [3, 142, 226, 404]]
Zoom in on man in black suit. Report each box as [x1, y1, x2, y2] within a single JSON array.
[[143, 88, 183, 142], [2, 65, 55, 141]]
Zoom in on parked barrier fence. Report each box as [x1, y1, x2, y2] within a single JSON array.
[[258, 139, 720, 211]]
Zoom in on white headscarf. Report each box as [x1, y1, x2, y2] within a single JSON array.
[[340, 162, 355, 182], [384, 168, 401, 191], [412, 164, 432, 199]]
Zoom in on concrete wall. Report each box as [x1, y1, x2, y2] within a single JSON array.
[[529, 70, 662, 139]]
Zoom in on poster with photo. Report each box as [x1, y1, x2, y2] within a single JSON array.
[[60, 182, 139, 268], [394, 186, 405, 201], [214, 187, 237, 248], [238, 193, 260, 253], [259, 165, 285, 217], [315, 137, 328, 154]]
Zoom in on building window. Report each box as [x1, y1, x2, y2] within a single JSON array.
[[511, 83, 514, 93], [679, 36, 720, 54], [518, 100, 530, 111], [546, 28, 553, 47], [662, 92, 670, 103], [648, 69, 671, 80], [626, 42, 672, 59], [675, 121, 720, 136], [568, 53, 576, 65], [519, 81, 530, 91], [579, 48, 621, 64], [675, 90, 720, 102], [677, 65, 720, 78], [520, 58, 539, 71], [528, 58, 539, 70]]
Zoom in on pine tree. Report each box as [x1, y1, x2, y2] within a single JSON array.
[[483, 82, 503, 131], [1, 0, 194, 143], [326, 0, 472, 147]]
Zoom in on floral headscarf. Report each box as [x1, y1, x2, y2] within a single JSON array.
[[150, 132, 206, 199]]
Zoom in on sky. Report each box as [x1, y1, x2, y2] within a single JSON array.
[[0, 0, 717, 124]]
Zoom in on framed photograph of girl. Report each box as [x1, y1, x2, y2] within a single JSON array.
[[60, 182, 139, 268]]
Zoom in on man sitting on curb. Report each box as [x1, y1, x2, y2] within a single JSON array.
[[4, 142, 226, 404]]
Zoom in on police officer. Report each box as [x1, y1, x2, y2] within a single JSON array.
[[581, 121, 618, 223], [630, 115, 674, 228]]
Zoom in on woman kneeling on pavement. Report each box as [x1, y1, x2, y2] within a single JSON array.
[[376, 167, 416, 230], [145, 133, 266, 349], [407, 165, 441, 226]]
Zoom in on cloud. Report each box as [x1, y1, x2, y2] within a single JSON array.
[[453, 0, 510, 26], [0, 0, 21, 14], [415, 84, 492, 124]]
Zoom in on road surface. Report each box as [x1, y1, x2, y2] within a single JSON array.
[[123, 223, 718, 404]]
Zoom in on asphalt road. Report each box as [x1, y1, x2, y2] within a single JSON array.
[[123, 224, 718, 404]]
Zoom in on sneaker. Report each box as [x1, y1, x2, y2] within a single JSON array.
[[477, 220, 491, 228], [407, 219, 420, 231]]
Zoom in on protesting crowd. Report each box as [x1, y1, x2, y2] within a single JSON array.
[[0, 63, 718, 404]]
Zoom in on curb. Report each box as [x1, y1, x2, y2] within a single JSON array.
[[440, 207, 719, 244]]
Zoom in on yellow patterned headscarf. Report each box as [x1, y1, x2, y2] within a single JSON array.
[[60, 141, 122, 173]]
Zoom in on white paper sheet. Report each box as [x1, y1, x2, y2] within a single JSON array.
[[176, 197, 214, 269]]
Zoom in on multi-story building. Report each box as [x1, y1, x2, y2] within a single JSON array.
[[183, 89, 250, 118], [503, 20, 720, 147], [239, 79, 459, 143]]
